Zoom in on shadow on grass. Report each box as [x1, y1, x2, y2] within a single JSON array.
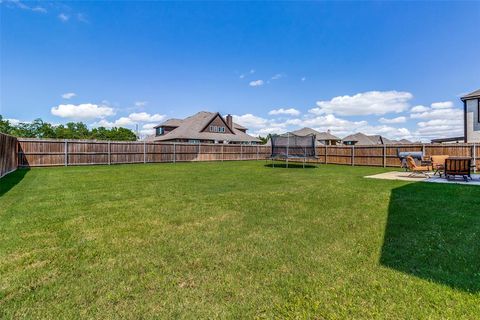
[[380, 182, 480, 293], [264, 163, 317, 169], [0, 168, 30, 197]]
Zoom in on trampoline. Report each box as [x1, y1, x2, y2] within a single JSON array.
[[269, 133, 318, 168]]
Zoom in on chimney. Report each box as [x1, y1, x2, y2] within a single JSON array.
[[226, 114, 233, 130]]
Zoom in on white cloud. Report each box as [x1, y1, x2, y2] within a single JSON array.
[[310, 90, 413, 116], [91, 113, 165, 129], [51, 103, 115, 120], [378, 116, 406, 124], [128, 112, 165, 122], [410, 108, 462, 120], [233, 111, 415, 141], [138, 123, 158, 135], [431, 101, 454, 109], [301, 77, 306, 82], [135, 101, 148, 107], [249, 80, 264, 87], [239, 74, 245, 79], [249, 69, 255, 74], [31, 6, 47, 13], [410, 105, 429, 113], [6, 118, 21, 126], [61, 92, 76, 99], [409, 100, 463, 140], [232, 114, 269, 129], [6, 0, 47, 13], [416, 119, 463, 139], [58, 13, 69, 22], [271, 73, 283, 80], [268, 108, 301, 116]]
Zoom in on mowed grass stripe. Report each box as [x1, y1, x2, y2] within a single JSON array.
[[1, 161, 479, 319]]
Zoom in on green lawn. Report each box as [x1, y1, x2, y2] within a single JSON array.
[[1, 161, 479, 319]]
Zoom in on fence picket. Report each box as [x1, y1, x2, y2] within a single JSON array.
[[8, 137, 480, 170]]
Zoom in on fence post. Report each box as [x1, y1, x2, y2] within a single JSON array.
[[473, 143, 477, 173], [173, 143, 176, 164], [108, 141, 111, 165], [143, 141, 147, 164], [383, 144, 386, 168], [325, 144, 328, 164], [64, 139, 68, 166], [240, 144, 243, 160], [257, 145, 259, 160], [352, 145, 355, 166], [222, 144, 224, 162]]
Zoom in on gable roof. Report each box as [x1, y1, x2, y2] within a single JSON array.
[[233, 123, 247, 130], [155, 118, 183, 128], [151, 111, 260, 142], [461, 89, 480, 101], [342, 132, 412, 145], [342, 132, 383, 145], [199, 112, 234, 133], [155, 116, 247, 131], [290, 127, 341, 141]]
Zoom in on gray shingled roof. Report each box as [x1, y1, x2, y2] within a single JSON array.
[[342, 132, 382, 145], [154, 118, 184, 128], [155, 116, 247, 130], [461, 89, 480, 101], [151, 111, 260, 142], [290, 127, 341, 141], [265, 128, 341, 146], [342, 132, 411, 145]]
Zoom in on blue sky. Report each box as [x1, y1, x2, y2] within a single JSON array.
[[1, 1, 479, 140]]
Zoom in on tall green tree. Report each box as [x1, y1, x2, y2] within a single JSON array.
[[0, 115, 14, 134], [0, 115, 138, 141]]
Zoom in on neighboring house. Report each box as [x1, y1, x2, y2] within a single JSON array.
[[461, 88, 480, 143], [342, 132, 411, 145], [265, 127, 341, 146], [148, 111, 260, 144], [430, 137, 465, 144], [290, 127, 341, 145]]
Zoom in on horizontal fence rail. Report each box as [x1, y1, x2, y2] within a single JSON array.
[[13, 138, 480, 172], [17, 139, 271, 167], [0, 133, 18, 178]]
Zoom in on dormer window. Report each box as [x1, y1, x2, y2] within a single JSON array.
[[155, 127, 164, 136], [209, 126, 225, 133]]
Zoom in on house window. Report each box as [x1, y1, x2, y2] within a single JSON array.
[[188, 139, 200, 144], [155, 127, 164, 136], [219, 127, 225, 133]]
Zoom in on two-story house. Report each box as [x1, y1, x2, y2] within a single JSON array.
[[149, 111, 260, 144], [462, 89, 480, 143]]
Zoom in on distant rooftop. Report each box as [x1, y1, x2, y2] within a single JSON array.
[[461, 89, 480, 101]]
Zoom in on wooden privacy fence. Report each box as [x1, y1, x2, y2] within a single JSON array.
[[304, 143, 479, 170], [17, 139, 271, 167], [13, 138, 480, 171], [0, 133, 18, 178]]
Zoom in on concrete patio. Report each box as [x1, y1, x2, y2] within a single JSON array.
[[365, 171, 480, 185]]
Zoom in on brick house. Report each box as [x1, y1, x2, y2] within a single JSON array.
[[148, 111, 260, 144]]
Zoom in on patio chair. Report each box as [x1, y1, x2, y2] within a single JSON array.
[[430, 155, 449, 177], [444, 157, 472, 181], [406, 156, 430, 178]]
